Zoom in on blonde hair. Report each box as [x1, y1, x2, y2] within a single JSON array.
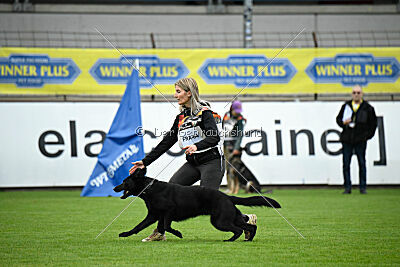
[[175, 77, 210, 115]]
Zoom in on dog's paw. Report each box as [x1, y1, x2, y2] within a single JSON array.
[[169, 229, 183, 239], [119, 231, 131, 237]]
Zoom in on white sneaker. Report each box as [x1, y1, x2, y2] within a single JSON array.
[[244, 214, 257, 241], [141, 229, 166, 242]]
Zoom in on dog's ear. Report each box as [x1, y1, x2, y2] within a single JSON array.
[[133, 167, 147, 177]]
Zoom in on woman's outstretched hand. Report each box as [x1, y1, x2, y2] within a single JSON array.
[[183, 145, 197, 155], [129, 161, 145, 175]]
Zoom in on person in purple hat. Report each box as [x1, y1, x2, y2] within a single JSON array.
[[223, 100, 257, 239], [223, 100, 246, 194]]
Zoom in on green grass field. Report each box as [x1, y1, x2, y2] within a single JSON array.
[[1, 189, 399, 266]]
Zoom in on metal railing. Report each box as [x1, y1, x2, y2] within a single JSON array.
[[316, 31, 400, 47], [1, 30, 400, 48]]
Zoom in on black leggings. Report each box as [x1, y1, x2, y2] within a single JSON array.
[[169, 157, 225, 189]]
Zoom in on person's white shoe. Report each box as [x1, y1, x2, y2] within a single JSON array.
[[141, 229, 166, 242]]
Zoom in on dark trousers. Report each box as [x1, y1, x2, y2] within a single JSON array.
[[169, 157, 225, 189], [342, 141, 367, 191]]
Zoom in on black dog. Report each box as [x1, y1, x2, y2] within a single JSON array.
[[113, 168, 281, 242]]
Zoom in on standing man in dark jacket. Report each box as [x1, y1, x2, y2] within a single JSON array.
[[336, 85, 377, 194]]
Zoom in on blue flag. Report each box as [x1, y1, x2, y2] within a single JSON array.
[[81, 67, 144, 197]]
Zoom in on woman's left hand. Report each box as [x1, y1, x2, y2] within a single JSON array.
[[183, 145, 197, 155]]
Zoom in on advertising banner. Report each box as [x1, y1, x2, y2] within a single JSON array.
[[0, 47, 399, 95], [0, 101, 398, 187]]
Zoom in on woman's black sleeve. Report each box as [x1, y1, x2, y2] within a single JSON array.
[[195, 110, 220, 151], [142, 115, 179, 166]]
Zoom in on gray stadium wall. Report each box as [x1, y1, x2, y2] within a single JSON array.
[[0, 13, 399, 35]]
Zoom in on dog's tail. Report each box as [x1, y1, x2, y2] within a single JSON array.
[[229, 196, 281, 208]]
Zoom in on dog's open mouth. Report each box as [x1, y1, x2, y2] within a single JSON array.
[[113, 184, 131, 199], [121, 190, 130, 199]]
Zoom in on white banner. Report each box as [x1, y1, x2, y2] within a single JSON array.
[[0, 101, 398, 187]]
